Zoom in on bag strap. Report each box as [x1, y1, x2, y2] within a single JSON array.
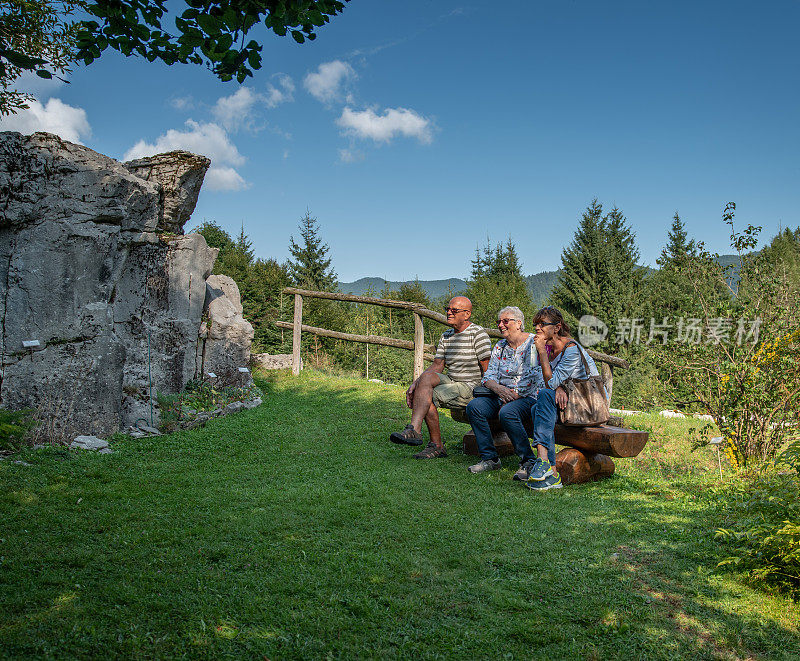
[[563, 339, 593, 377]]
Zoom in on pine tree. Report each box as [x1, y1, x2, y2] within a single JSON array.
[[549, 199, 606, 326], [602, 206, 645, 325], [287, 211, 338, 291], [465, 237, 532, 328], [643, 213, 727, 319], [549, 200, 643, 339], [760, 227, 800, 287], [657, 212, 696, 267]]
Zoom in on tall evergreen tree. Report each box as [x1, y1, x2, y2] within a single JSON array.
[[465, 237, 532, 328], [287, 211, 338, 291], [549, 200, 643, 338], [642, 213, 728, 320], [657, 212, 696, 267], [286, 211, 344, 367], [760, 227, 800, 287], [549, 199, 607, 325]]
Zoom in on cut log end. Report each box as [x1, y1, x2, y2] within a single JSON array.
[[556, 448, 615, 485]]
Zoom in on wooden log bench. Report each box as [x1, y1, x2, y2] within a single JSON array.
[[448, 408, 648, 485]]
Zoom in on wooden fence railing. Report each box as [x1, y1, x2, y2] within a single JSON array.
[[275, 287, 629, 398]]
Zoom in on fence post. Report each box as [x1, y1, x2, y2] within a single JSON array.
[[413, 313, 424, 381], [600, 362, 613, 403], [292, 293, 303, 376]]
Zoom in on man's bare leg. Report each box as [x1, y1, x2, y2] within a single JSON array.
[[409, 372, 441, 431], [423, 403, 443, 447]]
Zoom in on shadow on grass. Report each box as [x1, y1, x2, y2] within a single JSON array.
[[252, 372, 799, 659]]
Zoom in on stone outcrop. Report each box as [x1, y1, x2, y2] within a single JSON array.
[[252, 353, 297, 371], [198, 274, 254, 386], [124, 152, 211, 234], [0, 131, 252, 439]]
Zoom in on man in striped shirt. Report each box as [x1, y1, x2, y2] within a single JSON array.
[[390, 296, 492, 458]]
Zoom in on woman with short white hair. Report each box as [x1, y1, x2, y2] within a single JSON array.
[[465, 306, 543, 479]]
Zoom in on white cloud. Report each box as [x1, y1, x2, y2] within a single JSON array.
[[338, 148, 364, 163], [304, 61, 356, 103], [0, 97, 91, 144], [169, 96, 194, 111], [212, 88, 260, 132], [266, 74, 295, 108], [211, 78, 294, 132], [204, 166, 248, 191], [123, 119, 248, 191], [336, 106, 433, 144]]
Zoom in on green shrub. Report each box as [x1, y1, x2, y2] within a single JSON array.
[[715, 437, 800, 597], [157, 381, 264, 432], [0, 408, 35, 451]]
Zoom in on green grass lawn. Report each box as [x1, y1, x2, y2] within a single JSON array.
[[1, 371, 798, 659]]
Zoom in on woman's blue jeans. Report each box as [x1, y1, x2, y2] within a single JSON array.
[[531, 388, 557, 465], [465, 395, 537, 462]]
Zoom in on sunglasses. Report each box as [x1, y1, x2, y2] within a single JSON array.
[[444, 307, 468, 314], [497, 318, 519, 326], [535, 321, 558, 327]]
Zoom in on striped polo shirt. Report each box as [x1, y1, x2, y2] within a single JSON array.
[[435, 323, 492, 386]]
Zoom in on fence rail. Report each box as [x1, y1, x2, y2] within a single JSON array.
[[277, 287, 628, 398]]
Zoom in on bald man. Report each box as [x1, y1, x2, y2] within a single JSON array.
[[390, 296, 491, 458]]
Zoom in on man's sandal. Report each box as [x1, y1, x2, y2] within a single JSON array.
[[390, 424, 424, 446], [413, 442, 448, 459]]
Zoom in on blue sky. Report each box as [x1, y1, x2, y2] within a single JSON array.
[[3, 1, 799, 281]]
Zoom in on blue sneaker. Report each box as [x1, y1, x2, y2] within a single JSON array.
[[526, 458, 554, 482], [526, 472, 563, 491]]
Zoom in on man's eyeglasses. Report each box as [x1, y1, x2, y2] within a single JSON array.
[[444, 307, 468, 314], [497, 318, 519, 326]]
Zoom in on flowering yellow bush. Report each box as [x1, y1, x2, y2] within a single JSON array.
[[658, 205, 800, 465]]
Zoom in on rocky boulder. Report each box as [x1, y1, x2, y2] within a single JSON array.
[[0, 131, 252, 439], [199, 275, 255, 387]]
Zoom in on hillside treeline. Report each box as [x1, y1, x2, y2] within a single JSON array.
[[195, 202, 800, 412]]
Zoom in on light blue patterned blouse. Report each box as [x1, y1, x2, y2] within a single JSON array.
[[547, 342, 601, 390], [481, 336, 545, 398]]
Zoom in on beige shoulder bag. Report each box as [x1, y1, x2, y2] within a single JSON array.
[[557, 341, 610, 427]]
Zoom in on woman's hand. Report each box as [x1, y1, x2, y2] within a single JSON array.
[[555, 385, 568, 409], [534, 332, 549, 355], [491, 384, 519, 404]]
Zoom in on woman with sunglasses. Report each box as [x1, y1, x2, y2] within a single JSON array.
[[465, 306, 544, 479], [525, 306, 602, 491]]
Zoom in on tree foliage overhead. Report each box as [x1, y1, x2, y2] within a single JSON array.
[[76, 0, 349, 83], [0, 0, 80, 115]]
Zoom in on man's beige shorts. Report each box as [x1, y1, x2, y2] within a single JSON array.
[[431, 373, 475, 409]]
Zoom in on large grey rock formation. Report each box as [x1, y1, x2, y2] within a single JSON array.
[[0, 131, 252, 439]]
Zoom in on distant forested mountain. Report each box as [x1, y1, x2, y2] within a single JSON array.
[[341, 255, 741, 304], [524, 270, 560, 307], [339, 278, 468, 300]]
